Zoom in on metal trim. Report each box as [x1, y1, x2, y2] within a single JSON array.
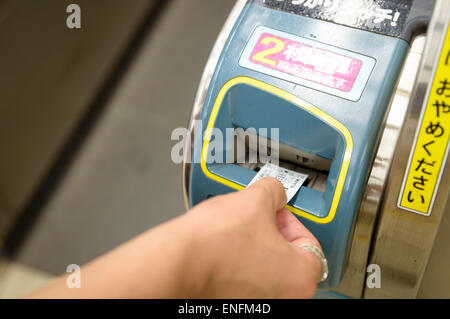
[[182, 0, 248, 209], [364, 0, 450, 298]]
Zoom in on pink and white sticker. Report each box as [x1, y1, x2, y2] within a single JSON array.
[[239, 26, 375, 101], [250, 33, 362, 92]]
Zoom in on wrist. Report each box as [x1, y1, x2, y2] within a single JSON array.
[[162, 213, 211, 298]]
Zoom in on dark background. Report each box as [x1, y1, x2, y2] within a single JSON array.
[[0, 0, 235, 275]]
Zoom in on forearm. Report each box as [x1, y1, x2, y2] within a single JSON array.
[[26, 178, 322, 299], [26, 215, 201, 299]]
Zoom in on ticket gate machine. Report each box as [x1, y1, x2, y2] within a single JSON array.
[[183, 0, 450, 298]]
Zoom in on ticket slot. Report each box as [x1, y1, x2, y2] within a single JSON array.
[[231, 131, 330, 192], [203, 81, 348, 220]]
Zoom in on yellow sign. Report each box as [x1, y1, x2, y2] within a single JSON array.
[[399, 21, 450, 216]]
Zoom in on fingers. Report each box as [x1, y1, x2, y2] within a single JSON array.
[[290, 237, 323, 285], [276, 208, 321, 248], [275, 209, 323, 283], [193, 177, 286, 221], [244, 177, 287, 216]]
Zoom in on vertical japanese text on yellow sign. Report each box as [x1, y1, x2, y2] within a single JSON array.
[[400, 24, 450, 215]]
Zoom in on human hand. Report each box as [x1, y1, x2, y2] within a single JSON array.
[[27, 177, 323, 299], [180, 177, 323, 298]]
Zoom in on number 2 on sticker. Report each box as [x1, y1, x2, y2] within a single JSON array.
[[252, 37, 285, 66]]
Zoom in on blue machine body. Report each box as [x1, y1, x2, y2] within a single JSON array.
[[188, 2, 410, 291]]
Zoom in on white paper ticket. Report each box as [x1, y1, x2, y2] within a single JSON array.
[[248, 163, 308, 202]]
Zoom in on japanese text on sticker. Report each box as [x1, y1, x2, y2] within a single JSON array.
[[399, 22, 450, 215]]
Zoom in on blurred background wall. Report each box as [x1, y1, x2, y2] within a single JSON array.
[[0, 0, 235, 275], [0, 0, 158, 240]]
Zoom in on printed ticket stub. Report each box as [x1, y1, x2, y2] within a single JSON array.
[[248, 163, 308, 202]]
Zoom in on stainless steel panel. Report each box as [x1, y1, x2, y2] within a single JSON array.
[[364, 0, 450, 298], [418, 200, 450, 298], [336, 35, 426, 299]]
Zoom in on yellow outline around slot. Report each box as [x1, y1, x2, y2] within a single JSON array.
[[200, 76, 353, 224]]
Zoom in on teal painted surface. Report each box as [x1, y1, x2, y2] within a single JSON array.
[[189, 2, 409, 290], [206, 84, 346, 219], [314, 291, 351, 299]]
